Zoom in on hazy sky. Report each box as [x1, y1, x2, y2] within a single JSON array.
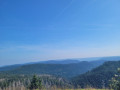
[[0, 0, 120, 66]]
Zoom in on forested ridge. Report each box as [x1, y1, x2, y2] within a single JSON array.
[[0, 60, 120, 89], [72, 61, 120, 88], [0, 61, 104, 78]]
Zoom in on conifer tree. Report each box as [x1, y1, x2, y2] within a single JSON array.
[[29, 75, 42, 89]]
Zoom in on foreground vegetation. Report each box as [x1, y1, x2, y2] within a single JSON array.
[[0, 88, 111, 90], [0, 74, 111, 90]]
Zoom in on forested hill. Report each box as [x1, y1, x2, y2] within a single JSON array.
[[72, 61, 120, 88], [0, 61, 104, 78], [0, 60, 80, 72], [0, 64, 22, 71], [1, 56, 120, 72]]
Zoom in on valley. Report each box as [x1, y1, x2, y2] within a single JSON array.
[[0, 57, 120, 90]]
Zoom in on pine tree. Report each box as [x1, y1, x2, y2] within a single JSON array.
[[29, 75, 42, 89], [38, 78, 42, 89], [29, 75, 39, 89]]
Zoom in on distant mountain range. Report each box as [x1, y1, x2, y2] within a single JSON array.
[[0, 60, 80, 72], [0, 61, 104, 78], [0, 56, 120, 78], [30, 59, 80, 64]]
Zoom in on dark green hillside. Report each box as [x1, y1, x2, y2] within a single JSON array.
[[72, 61, 120, 88], [0, 64, 22, 71], [0, 61, 102, 78], [1, 56, 120, 72], [0, 60, 80, 72]]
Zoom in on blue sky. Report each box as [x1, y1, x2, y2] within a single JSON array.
[[0, 0, 120, 66]]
